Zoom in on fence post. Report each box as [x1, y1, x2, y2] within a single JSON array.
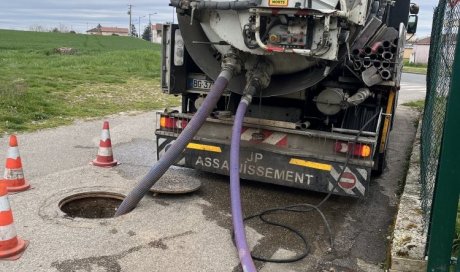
[[427, 33, 460, 271]]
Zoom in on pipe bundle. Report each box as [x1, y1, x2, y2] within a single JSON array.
[[350, 38, 399, 86]]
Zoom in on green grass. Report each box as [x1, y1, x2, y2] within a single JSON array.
[[402, 100, 425, 112], [454, 204, 460, 256], [402, 60, 428, 75], [0, 29, 180, 133]]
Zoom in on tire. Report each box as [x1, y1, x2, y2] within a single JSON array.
[[371, 151, 387, 176]]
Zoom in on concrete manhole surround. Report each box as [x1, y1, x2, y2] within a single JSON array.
[[39, 186, 132, 227]]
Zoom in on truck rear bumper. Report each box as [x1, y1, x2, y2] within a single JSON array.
[[156, 135, 371, 198]]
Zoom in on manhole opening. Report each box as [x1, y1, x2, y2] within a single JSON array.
[[59, 192, 126, 219]]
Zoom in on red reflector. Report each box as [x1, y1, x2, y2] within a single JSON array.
[[335, 141, 371, 158]]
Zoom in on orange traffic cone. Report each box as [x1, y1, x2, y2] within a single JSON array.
[[1, 135, 30, 193], [0, 183, 28, 260], [92, 121, 118, 167]]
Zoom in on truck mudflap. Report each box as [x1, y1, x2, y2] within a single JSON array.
[[157, 136, 371, 198]]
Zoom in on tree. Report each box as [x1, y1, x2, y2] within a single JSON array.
[[142, 25, 152, 41], [29, 25, 47, 32], [58, 23, 70, 33], [130, 24, 137, 37]]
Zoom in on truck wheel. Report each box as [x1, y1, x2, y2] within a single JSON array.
[[372, 152, 387, 176]]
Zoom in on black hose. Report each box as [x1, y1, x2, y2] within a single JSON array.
[[115, 70, 233, 216], [237, 110, 381, 263]]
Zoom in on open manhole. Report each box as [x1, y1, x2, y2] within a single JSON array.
[[59, 192, 126, 219]]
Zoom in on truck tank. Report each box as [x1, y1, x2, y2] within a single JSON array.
[[170, 0, 402, 97]]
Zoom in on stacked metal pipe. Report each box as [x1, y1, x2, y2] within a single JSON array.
[[350, 38, 399, 86]]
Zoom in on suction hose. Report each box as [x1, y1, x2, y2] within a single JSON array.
[[230, 86, 257, 272], [115, 50, 241, 216], [230, 60, 272, 272]]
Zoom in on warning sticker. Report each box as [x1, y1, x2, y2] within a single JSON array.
[[269, 0, 289, 7]]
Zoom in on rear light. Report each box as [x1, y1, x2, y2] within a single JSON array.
[[335, 141, 371, 158], [160, 116, 188, 130]]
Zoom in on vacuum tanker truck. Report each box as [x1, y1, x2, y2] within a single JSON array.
[[156, 0, 419, 198]]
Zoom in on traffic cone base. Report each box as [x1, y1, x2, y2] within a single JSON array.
[[0, 238, 29, 261], [92, 159, 118, 167], [1, 179, 30, 193]]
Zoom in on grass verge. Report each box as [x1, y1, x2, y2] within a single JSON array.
[[403, 60, 428, 75], [402, 66, 428, 75], [402, 100, 425, 112], [0, 29, 180, 133]]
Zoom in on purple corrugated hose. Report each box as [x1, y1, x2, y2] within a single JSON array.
[[115, 70, 232, 216], [230, 94, 257, 272]]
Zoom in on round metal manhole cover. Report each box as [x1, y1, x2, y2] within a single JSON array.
[[150, 173, 201, 195], [59, 192, 126, 219]]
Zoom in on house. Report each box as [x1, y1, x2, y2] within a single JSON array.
[[152, 23, 163, 43], [87, 25, 129, 36], [403, 45, 413, 61], [410, 37, 430, 64], [403, 34, 416, 61]]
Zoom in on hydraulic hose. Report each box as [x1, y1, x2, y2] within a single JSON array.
[[115, 67, 236, 216], [230, 86, 257, 272]]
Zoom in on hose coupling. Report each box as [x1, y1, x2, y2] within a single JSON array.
[[244, 59, 273, 99], [221, 48, 243, 79]]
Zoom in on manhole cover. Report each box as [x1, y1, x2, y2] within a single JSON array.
[[59, 192, 126, 219], [150, 175, 201, 194]]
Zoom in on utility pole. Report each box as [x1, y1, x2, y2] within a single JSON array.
[[127, 4, 133, 36], [138, 15, 146, 38], [173, 8, 175, 24]]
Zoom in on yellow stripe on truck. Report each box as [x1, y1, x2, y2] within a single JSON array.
[[289, 158, 332, 171], [186, 143, 222, 153]]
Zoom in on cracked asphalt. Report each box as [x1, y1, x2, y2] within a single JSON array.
[[0, 74, 425, 271]]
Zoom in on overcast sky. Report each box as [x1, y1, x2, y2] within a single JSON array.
[[0, 0, 437, 37]]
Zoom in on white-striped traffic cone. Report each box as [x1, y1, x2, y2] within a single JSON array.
[[1, 135, 30, 193], [0, 183, 28, 260], [92, 121, 118, 167]]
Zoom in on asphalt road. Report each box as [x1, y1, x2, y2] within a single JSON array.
[[398, 73, 427, 104], [0, 74, 425, 272]]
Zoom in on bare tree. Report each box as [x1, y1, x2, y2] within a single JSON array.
[[58, 23, 70, 33], [29, 25, 47, 32]]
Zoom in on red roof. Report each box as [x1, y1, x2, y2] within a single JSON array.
[[153, 23, 163, 31], [87, 26, 129, 34]]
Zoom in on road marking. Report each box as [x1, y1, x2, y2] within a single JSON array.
[[400, 83, 427, 94]]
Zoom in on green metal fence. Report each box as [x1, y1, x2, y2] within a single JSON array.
[[421, 0, 460, 270]]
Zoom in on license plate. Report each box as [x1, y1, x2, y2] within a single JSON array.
[[188, 78, 213, 90]]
